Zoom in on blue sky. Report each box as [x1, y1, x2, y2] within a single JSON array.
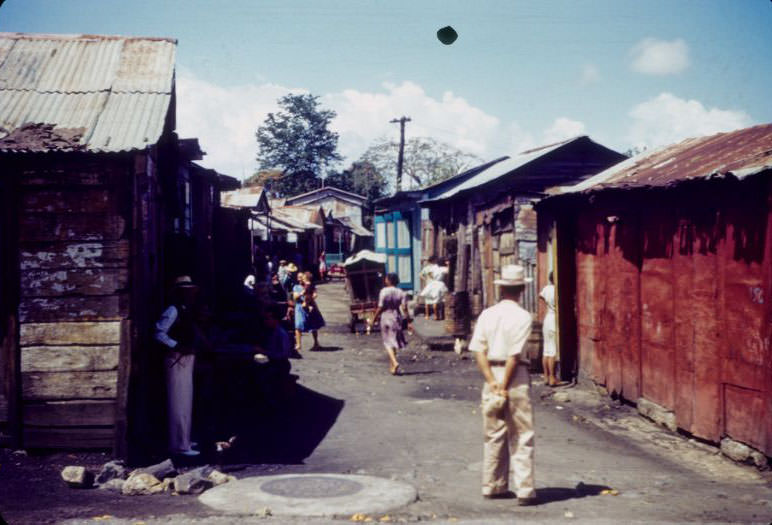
[[2, 0, 770, 179]]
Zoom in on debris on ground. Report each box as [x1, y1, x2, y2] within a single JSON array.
[[122, 472, 162, 496], [96, 460, 129, 485], [61, 465, 94, 488]]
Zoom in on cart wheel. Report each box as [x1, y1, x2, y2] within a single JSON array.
[[349, 313, 358, 333]]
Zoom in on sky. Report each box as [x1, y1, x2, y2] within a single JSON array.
[[1, 0, 771, 179]]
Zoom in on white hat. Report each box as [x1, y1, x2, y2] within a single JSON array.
[[174, 275, 198, 287], [494, 264, 532, 286]]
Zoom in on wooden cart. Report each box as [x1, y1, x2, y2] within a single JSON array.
[[343, 250, 386, 333]]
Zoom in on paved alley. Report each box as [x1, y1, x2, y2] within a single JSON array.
[[2, 280, 771, 524]]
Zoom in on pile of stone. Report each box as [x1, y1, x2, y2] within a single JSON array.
[[61, 459, 236, 495]]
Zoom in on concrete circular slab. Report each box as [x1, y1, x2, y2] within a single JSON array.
[[198, 473, 418, 517]]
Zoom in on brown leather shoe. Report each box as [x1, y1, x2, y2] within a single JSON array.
[[517, 495, 539, 506]]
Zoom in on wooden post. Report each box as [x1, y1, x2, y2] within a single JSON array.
[[454, 221, 466, 292], [113, 319, 131, 459], [3, 315, 20, 448]]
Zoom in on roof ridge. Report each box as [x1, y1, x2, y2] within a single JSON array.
[[0, 32, 177, 44]]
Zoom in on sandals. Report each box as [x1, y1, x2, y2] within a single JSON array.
[[390, 364, 402, 376]]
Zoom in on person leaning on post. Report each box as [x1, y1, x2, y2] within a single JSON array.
[[154, 275, 206, 457], [468, 264, 537, 505]]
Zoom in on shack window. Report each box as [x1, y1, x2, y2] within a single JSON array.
[[376, 222, 386, 248], [397, 219, 410, 248]]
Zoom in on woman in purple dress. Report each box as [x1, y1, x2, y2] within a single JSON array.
[[373, 273, 410, 375]]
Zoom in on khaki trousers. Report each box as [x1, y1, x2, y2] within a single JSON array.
[[165, 352, 195, 453], [481, 364, 535, 498]]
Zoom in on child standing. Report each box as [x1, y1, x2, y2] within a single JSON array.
[[293, 271, 325, 352]]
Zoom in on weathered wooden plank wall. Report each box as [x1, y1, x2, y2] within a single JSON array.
[[16, 157, 132, 449], [569, 178, 772, 455]]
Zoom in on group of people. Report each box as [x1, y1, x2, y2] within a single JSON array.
[[248, 261, 326, 356], [154, 255, 554, 507], [154, 259, 329, 457]]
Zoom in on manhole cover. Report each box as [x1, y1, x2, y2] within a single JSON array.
[[199, 473, 418, 517], [261, 475, 364, 498]]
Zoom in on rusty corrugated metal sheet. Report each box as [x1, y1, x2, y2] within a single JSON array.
[[563, 123, 772, 193], [0, 32, 176, 153]]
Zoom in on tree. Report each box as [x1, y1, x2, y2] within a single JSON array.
[[324, 160, 388, 206], [255, 93, 341, 196], [360, 136, 482, 191]]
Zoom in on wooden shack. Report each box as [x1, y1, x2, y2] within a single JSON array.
[[0, 32, 181, 456], [421, 137, 625, 346], [538, 124, 772, 458]]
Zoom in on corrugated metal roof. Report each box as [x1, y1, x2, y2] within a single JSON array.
[[222, 186, 268, 209], [0, 32, 176, 153], [559, 123, 772, 194], [424, 136, 581, 203]]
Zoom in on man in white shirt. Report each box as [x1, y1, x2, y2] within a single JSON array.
[[468, 264, 536, 505]]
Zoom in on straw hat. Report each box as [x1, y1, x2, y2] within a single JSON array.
[[286, 262, 298, 273], [174, 275, 198, 288], [494, 264, 532, 286]]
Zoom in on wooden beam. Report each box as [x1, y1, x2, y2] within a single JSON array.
[[20, 321, 121, 346], [114, 319, 131, 459], [22, 189, 112, 214], [19, 213, 126, 242], [21, 346, 119, 373], [23, 426, 113, 449], [23, 400, 116, 426], [20, 240, 129, 270], [22, 370, 118, 400], [19, 295, 129, 323], [21, 268, 128, 297]]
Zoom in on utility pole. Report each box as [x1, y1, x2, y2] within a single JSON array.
[[390, 116, 411, 192]]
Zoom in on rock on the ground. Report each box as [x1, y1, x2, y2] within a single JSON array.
[[207, 469, 236, 486], [636, 397, 677, 432], [174, 466, 214, 495], [553, 391, 571, 403], [98, 478, 126, 492], [134, 458, 177, 480], [96, 460, 129, 485], [61, 466, 94, 488], [720, 437, 769, 468], [122, 472, 161, 495]]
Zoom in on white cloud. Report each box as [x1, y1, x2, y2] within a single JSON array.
[[542, 117, 587, 144], [580, 64, 600, 85], [176, 69, 590, 178], [323, 81, 502, 162], [176, 69, 300, 178], [627, 92, 752, 149], [630, 38, 689, 75]]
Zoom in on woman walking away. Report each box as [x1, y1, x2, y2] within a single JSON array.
[[373, 272, 410, 375], [293, 271, 325, 354], [539, 271, 558, 386]]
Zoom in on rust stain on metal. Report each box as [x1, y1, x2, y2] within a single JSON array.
[[565, 123, 772, 193], [0, 123, 86, 152]]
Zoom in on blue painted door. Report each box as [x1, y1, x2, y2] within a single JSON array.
[[374, 211, 413, 290]]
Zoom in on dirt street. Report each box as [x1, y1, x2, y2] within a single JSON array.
[[1, 280, 771, 524]]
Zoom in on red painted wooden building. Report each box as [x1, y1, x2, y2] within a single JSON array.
[[538, 123, 772, 457]]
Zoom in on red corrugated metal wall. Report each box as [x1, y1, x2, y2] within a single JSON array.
[[571, 178, 772, 455]]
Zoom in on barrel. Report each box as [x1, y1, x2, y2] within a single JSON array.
[[445, 291, 470, 336]]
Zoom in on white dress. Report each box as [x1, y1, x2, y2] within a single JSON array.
[[419, 264, 449, 305], [540, 284, 557, 358]]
